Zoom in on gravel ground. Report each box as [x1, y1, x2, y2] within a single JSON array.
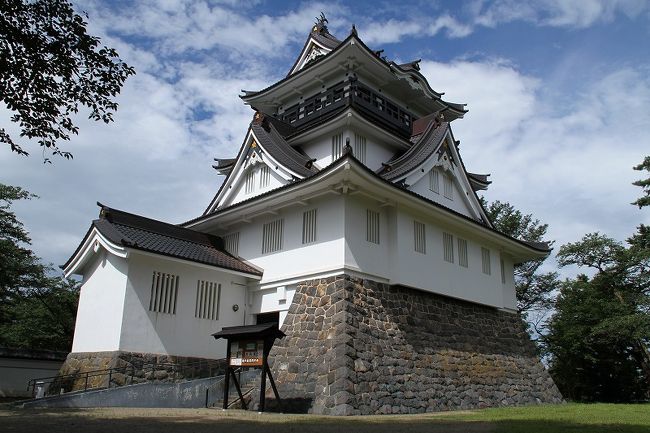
[[0, 407, 492, 433]]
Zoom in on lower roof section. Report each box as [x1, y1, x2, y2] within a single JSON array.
[[63, 204, 262, 278]]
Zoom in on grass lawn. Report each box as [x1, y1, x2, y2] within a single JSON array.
[[437, 403, 650, 433], [0, 403, 648, 433]]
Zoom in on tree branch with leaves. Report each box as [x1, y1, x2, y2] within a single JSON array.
[[0, 0, 135, 161]]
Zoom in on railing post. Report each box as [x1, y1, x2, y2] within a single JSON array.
[[108, 369, 112, 389], [84, 372, 89, 391]]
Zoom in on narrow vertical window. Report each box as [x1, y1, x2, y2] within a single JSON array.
[[195, 281, 221, 320], [223, 232, 240, 256], [482, 247, 491, 275], [429, 169, 439, 193], [500, 257, 506, 284], [414, 220, 426, 254], [262, 219, 284, 253], [443, 173, 453, 200], [259, 166, 270, 189], [443, 232, 454, 263], [458, 238, 468, 267], [366, 209, 380, 244], [331, 133, 343, 159], [149, 272, 179, 314], [244, 170, 255, 194], [302, 209, 317, 244], [354, 133, 367, 164]]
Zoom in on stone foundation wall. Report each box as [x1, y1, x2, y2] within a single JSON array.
[[55, 351, 225, 394], [263, 274, 562, 415]]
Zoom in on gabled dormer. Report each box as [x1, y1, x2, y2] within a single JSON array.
[[287, 14, 341, 76], [379, 114, 491, 225], [204, 114, 317, 213]]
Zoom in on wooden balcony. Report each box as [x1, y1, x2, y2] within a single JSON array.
[[280, 80, 414, 137]]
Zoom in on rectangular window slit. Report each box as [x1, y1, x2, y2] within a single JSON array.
[[414, 220, 426, 254], [443, 232, 454, 263], [149, 271, 179, 315]]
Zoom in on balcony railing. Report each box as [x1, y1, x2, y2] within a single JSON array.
[[280, 80, 414, 136]]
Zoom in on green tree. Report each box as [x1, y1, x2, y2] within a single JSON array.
[[483, 200, 559, 334], [0, 0, 135, 160], [0, 183, 79, 351], [545, 232, 650, 402], [632, 156, 650, 208]]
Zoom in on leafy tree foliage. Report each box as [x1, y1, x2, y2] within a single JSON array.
[[632, 156, 650, 208], [0, 184, 79, 351], [483, 200, 559, 333], [0, 0, 135, 160], [545, 231, 650, 402]]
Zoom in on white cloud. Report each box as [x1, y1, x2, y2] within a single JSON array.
[[472, 0, 650, 29], [420, 59, 650, 261], [361, 15, 473, 45]]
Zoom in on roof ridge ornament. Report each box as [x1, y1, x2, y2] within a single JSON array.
[[312, 12, 329, 33]]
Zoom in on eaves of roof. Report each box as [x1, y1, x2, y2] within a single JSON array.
[[63, 205, 262, 277], [243, 32, 466, 117], [184, 155, 550, 256], [378, 121, 449, 180]]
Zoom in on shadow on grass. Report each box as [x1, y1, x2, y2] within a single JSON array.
[[1, 408, 649, 433]]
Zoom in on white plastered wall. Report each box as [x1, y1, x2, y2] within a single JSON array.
[[120, 253, 249, 359], [220, 195, 346, 285], [71, 250, 128, 353], [409, 170, 476, 218], [392, 207, 512, 307], [299, 126, 396, 172]]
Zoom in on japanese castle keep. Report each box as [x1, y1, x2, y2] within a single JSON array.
[[63, 18, 562, 414]]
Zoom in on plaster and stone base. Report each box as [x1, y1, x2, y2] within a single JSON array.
[[261, 274, 562, 415], [56, 351, 225, 393]]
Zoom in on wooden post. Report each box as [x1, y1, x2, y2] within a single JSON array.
[[258, 352, 267, 412], [265, 360, 282, 412], [230, 369, 248, 410], [223, 341, 231, 409]]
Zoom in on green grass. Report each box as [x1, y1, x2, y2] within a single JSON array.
[[434, 403, 650, 433], [1, 403, 649, 433]]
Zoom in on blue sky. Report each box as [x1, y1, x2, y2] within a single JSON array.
[[2, 0, 649, 276]]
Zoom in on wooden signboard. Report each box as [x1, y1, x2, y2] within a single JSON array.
[[213, 323, 285, 412], [229, 340, 263, 367]]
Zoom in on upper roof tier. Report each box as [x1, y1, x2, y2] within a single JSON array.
[[241, 20, 467, 124]]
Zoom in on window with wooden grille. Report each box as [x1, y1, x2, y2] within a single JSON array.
[[414, 220, 426, 254], [429, 169, 439, 193], [195, 280, 221, 320], [244, 170, 255, 194], [366, 209, 380, 244], [259, 166, 271, 189], [458, 238, 468, 268], [443, 173, 453, 200], [443, 232, 454, 263], [262, 219, 284, 253], [149, 272, 179, 314], [223, 232, 239, 256], [331, 133, 343, 159], [482, 247, 491, 275], [500, 257, 506, 284], [302, 209, 317, 244], [354, 133, 366, 164]]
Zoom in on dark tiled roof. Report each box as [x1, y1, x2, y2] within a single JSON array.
[[379, 121, 449, 180], [212, 323, 285, 340], [246, 32, 467, 119], [251, 117, 317, 177], [66, 205, 262, 276], [212, 158, 236, 175], [311, 29, 341, 49], [467, 172, 492, 191]]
